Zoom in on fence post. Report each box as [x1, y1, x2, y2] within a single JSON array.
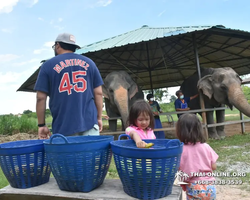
[[240, 112, 245, 134], [193, 33, 209, 140]]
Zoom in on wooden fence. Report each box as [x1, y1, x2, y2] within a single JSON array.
[[101, 107, 250, 136]]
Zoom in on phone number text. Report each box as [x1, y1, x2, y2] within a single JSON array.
[[194, 180, 243, 185]]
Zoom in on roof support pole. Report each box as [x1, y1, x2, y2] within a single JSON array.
[[192, 33, 209, 140], [146, 43, 154, 94]]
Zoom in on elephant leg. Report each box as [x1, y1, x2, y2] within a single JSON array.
[[206, 111, 220, 139], [108, 119, 117, 132], [216, 109, 226, 139], [121, 120, 126, 131]]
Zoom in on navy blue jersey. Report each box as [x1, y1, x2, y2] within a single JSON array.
[[34, 53, 103, 136], [174, 97, 190, 118]]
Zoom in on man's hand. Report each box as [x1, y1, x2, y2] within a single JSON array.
[[102, 115, 109, 120], [136, 141, 147, 148], [98, 119, 103, 132], [38, 126, 51, 139]]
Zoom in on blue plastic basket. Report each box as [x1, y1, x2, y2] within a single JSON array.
[[0, 140, 51, 189], [110, 134, 183, 200], [43, 134, 114, 192]]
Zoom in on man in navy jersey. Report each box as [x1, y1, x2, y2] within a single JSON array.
[[34, 33, 103, 139]]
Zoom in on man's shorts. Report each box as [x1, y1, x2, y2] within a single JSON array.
[[72, 124, 99, 136]]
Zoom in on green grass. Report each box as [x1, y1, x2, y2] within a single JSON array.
[[0, 168, 8, 188], [208, 134, 250, 189], [0, 115, 37, 135]]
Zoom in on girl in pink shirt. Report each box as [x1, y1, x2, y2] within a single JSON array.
[[176, 113, 218, 200], [125, 100, 156, 148]]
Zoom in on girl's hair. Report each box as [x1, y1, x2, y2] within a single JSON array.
[[127, 100, 154, 129], [176, 113, 206, 144]]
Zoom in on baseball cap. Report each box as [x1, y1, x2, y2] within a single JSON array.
[[55, 33, 80, 49]]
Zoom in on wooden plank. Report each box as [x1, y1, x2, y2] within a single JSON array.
[[103, 107, 230, 120], [207, 119, 250, 128], [101, 119, 250, 136]]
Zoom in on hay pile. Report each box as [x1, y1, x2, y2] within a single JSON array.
[[0, 133, 38, 143]]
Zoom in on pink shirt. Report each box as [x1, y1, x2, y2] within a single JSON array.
[[179, 142, 219, 183], [125, 125, 156, 139]]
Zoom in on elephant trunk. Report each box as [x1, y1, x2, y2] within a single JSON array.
[[114, 86, 129, 129], [228, 84, 250, 117]]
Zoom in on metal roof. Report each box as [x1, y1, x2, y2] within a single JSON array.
[[76, 25, 214, 54], [18, 25, 250, 92]]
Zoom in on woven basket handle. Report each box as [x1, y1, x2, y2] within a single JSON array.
[[49, 134, 69, 144], [118, 134, 131, 140], [165, 139, 181, 148]]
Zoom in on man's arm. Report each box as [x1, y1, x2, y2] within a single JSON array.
[[36, 91, 51, 139], [190, 94, 199, 100], [94, 85, 103, 132], [36, 91, 47, 124]]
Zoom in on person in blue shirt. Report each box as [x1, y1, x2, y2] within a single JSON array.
[[174, 90, 198, 118], [35, 33, 104, 139]]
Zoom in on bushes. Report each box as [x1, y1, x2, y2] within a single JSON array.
[[0, 115, 37, 135], [159, 102, 175, 112]]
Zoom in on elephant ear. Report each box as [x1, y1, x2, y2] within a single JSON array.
[[102, 85, 109, 99], [128, 82, 139, 99], [197, 75, 213, 99]]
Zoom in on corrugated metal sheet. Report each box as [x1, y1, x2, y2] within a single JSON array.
[[76, 25, 213, 54], [18, 25, 250, 92]]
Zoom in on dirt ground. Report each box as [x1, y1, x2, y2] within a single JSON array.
[[1, 123, 250, 199]]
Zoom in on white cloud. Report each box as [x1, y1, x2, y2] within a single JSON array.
[[1, 28, 12, 33], [0, 0, 38, 14], [0, 71, 21, 84], [158, 10, 166, 17], [0, 70, 38, 115], [96, 0, 112, 7], [0, 0, 19, 14], [54, 25, 64, 30], [38, 17, 44, 21], [0, 54, 20, 63], [13, 58, 39, 66], [49, 18, 64, 30], [33, 48, 47, 54], [33, 41, 54, 54], [29, 0, 38, 7], [21, 0, 38, 7], [43, 41, 54, 48]]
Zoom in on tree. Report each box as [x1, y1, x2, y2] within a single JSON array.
[[169, 95, 177, 103], [45, 109, 51, 117], [242, 86, 250, 104], [23, 110, 32, 115], [145, 88, 168, 102]]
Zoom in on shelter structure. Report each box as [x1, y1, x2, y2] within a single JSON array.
[[17, 25, 250, 138], [18, 24, 250, 93]]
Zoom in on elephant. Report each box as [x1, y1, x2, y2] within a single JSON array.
[[180, 67, 250, 139], [102, 71, 144, 131]]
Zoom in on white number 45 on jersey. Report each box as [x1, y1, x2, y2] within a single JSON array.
[[59, 71, 87, 95]]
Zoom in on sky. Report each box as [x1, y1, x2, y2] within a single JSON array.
[[1, 0, 250, 115]]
